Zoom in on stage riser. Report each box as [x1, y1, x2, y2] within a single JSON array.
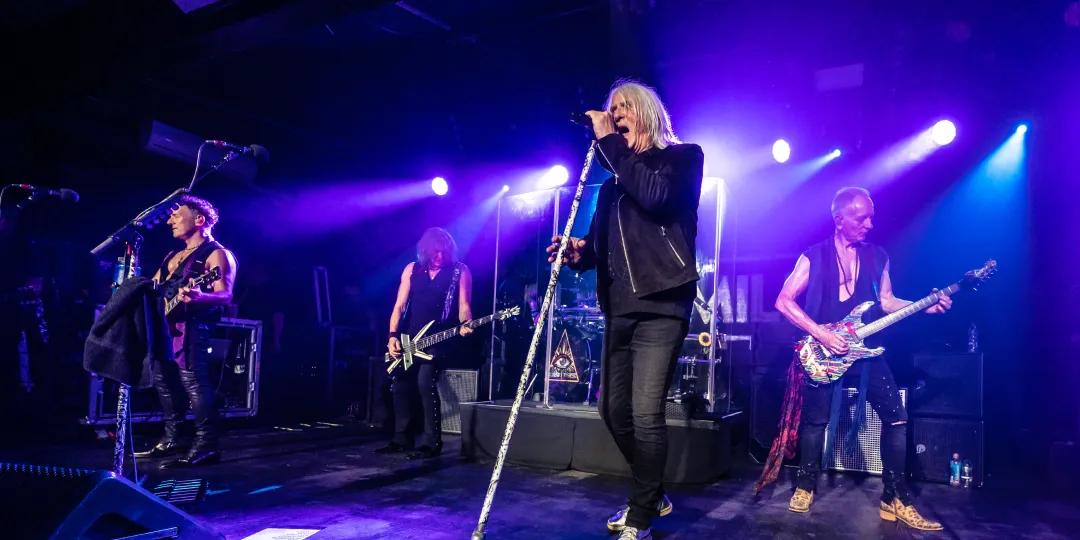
[[460, 403, 733, 484]]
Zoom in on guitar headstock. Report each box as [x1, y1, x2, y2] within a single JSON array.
[[497, 306, 522, 320], [961, 259, 997, 291]]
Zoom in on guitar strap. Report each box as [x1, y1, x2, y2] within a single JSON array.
[[440, 262, 462, 323], [823, 244, 884, 466]]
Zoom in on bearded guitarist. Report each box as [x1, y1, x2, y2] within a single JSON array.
[[135, 195, 236, 469], [759, 187, 951, 530], [378, 227, 473, 460]]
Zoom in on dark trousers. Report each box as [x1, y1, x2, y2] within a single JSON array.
[[153, 323, 218, 450], [599, 314, 688, 530], [796, 357, 908, 502], [391, 362, 442, 449]]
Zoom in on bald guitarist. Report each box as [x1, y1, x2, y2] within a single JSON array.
[[767, 187, 950, 530], [136, 195, 236, 469]]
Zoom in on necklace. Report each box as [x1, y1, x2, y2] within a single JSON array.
[[834, 239, 859, 298]]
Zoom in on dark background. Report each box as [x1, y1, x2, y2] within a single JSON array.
[[1, 0, 1077, 485]]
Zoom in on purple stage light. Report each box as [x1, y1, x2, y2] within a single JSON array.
[[538, 165, 569, 189], [772, 139, 791, 163], [431, 177, 449, 196], [829, 148, 842, 159], [1015, 123, 1029, 135], [931, 120, 957, 146], [501, 184, 510, 193]]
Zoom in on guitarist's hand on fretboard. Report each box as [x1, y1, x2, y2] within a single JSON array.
[[459, 324, 474, 337], [924, 289, 953, 314]]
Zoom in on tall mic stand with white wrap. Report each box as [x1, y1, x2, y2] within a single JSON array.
[[471, 139, 598, 540]]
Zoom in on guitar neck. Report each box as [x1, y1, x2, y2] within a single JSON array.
[[416, 313, 498, 349], [855, 282, 959, 339]]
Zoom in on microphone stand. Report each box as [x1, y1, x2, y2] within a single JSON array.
[[472, 140, 598, 540], [89, 150, 236, 478]]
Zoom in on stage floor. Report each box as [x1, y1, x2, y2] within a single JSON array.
[[1, 422, 1075, 539]]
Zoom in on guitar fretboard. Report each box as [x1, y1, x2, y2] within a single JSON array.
[[415, 312, 501, 349], [856, 282, 959, 339]]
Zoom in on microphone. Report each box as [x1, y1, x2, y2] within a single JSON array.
[[8, 184, 80, 203], [204, 140, 270, 162], [570, 112, 593, 129]]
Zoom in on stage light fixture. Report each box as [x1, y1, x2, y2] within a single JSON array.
[[431, 177, 449, 196], [772, 139, 791, 163]]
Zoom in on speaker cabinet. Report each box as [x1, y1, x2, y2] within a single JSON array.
[[911, 418, 984, 486], [910, 352, 983, 418], [0, 462, 222, 539], [822, 388, 907, 475], [439, 369, 478, 434]]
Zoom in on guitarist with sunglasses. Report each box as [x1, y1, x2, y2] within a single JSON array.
[[759, 187, 951, 530], [135, 195, 237, 469], [378, 227, 473, 460]]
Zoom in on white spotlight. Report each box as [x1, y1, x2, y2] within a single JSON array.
[[772, 139, 791, 163]]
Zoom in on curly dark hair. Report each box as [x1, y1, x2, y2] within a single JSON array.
[[176, 194, 220, 228]]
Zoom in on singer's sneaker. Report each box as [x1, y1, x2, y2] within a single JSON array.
[[606, 495, 673, 532], [617, 527, 652, 540]]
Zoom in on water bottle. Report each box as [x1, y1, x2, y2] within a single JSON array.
[[949, 453, 962, 486], [961, 459, 973, 488]]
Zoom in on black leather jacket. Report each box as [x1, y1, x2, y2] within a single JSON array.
[[574, 133, 704, 312]]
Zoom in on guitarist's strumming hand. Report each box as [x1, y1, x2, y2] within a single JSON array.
[[388, 336, 402, 358], [924, 289, 953, 314], [547, 235, 586, 266], [814, 326, 849, 355], [177, 283, 203, 304]]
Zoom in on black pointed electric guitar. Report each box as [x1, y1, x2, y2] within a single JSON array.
[[162, 266, 222, 320], [386, 306, 521, 373]]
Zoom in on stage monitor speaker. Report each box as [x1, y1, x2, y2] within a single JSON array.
[[0, 462, 222, 539], [911, 417, 984, 485], [439, 369, 478, 434], [822, 388, 907, 475], [910, 352, 983, 418]]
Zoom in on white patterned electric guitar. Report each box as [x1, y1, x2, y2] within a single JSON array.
[[797, 260, 996, 384], [386, 306, 520, 373]]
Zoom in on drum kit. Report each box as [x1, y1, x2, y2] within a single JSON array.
[[547, 303, 729, 408], [547, 304, 604, 404]]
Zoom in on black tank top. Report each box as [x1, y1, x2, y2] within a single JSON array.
[[801, 239, 890, 353], [159, 240, 225, 325], [404, 262, 461, 336], [802, 239, 888, 325]]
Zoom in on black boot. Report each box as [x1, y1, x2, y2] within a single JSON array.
[[140, 361, 185, 458], [406, 444, 442, 460], [161, 366, 220, 469], [375, 442, 410, 454], [134, 437, 182, 458]]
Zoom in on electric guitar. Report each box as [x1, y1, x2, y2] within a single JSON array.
[[162, 266, 222, 320], [796, 260, 997, 384], [386, 306, 521, 373]]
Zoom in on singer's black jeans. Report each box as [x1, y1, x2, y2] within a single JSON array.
[[796, 357, 910, 503], [599, 314, 687, 530]]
